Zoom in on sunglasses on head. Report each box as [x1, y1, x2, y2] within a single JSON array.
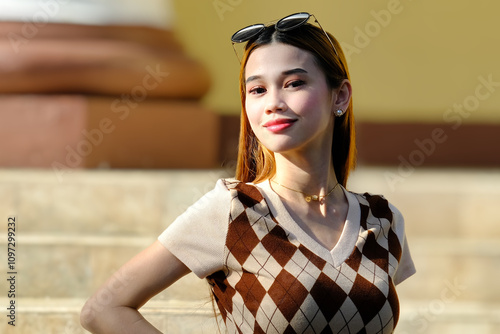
[[230, 12, 339, 62]]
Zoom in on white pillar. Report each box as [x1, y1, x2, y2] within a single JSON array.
[[0, 0, 174, 28]]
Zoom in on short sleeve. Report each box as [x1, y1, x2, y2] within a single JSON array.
[[158, 179, 231, 278], [393, 235, 416, 285], [389, 203, 417, 285]]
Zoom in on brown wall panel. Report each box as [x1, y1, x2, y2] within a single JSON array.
[[356, 122, 500, 167]]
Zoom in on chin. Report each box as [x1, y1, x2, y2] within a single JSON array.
[[262, 142, 302, 155], [257, 133, 313, 154]]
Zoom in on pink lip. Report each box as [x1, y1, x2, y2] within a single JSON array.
[[263, 118, 297, 133]]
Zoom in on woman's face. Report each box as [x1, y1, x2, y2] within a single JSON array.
[[244, 42, 335, 155]]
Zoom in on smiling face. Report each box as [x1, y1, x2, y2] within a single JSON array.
[[244, 42, 336, 156]]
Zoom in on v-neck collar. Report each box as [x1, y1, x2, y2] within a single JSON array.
[[256, 179, 360, 267]]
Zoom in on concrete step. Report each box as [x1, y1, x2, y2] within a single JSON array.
[[0, 169, 231, 236], [0, 298, 219, 334], [348, 167, 500, 239], [397, 237, 500, 303], [398, 300, 500, 334], [6, 235, 210, 301], [1, 297, 498, 334]]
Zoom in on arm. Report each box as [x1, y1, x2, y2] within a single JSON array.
[[80, 240, 191, 333]]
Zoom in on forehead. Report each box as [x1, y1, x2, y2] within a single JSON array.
[[244, 42, 319, 79]]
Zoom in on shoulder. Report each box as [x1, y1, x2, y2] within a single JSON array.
[[188, 178, 235, 208], [349, 190, 405, 231], [179, 178, 266, 218], [351, 190, 401, 217], [164, 178, 235, 226]]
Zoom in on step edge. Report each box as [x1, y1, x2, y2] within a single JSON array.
[[0, 298, 213, 315], [0, 234, 156, 247]]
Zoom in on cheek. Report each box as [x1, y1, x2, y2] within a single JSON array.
[[245, 99, 262, 129], [292, 92, 331, 119]]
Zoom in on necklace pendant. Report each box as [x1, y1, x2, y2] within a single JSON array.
[[271, 179, 338, 205]]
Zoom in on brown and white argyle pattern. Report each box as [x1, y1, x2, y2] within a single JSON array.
[[207, 180, 402, 334]]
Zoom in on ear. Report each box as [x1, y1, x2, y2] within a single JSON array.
[[331, 79, 352, 112]]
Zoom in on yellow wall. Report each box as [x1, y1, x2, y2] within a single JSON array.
[[171, 0, 500, 123]]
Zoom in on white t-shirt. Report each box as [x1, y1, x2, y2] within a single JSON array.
[[159, 178, 416, 333]]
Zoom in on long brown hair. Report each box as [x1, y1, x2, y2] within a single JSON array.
[[235, 23, 356, 187]]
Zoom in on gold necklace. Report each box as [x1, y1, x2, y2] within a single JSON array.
[[271, 180, 339, 204]]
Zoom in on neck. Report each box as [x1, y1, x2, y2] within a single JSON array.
[[272, 149, 338, 196]]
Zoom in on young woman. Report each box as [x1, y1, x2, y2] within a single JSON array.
[[81, 12, 415, 334]]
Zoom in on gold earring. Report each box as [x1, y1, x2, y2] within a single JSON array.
[[334, 109, 344, 117]]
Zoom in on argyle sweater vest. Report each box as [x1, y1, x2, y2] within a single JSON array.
[[206, 180, 402, 334]]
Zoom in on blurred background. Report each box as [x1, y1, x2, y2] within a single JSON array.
[[0, 0, 499, 333]]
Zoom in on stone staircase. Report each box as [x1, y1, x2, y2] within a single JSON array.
[[348, 168, 500, 334], [0, 167, 499, 333]]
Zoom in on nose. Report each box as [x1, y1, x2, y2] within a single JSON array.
[[265, 89, 287, 114]]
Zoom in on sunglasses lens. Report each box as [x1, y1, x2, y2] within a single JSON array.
[[231, 24, 265, 43], [276, 12, 310, 31]]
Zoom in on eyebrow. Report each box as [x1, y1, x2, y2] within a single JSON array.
[[245, 68, 308, 84]]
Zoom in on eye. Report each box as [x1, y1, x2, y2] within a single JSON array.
[[248, 86, 266, 95], [286, 80, 306, 88]]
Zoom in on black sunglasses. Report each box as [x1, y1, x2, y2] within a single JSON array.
[[230, 12, 339, 62]]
